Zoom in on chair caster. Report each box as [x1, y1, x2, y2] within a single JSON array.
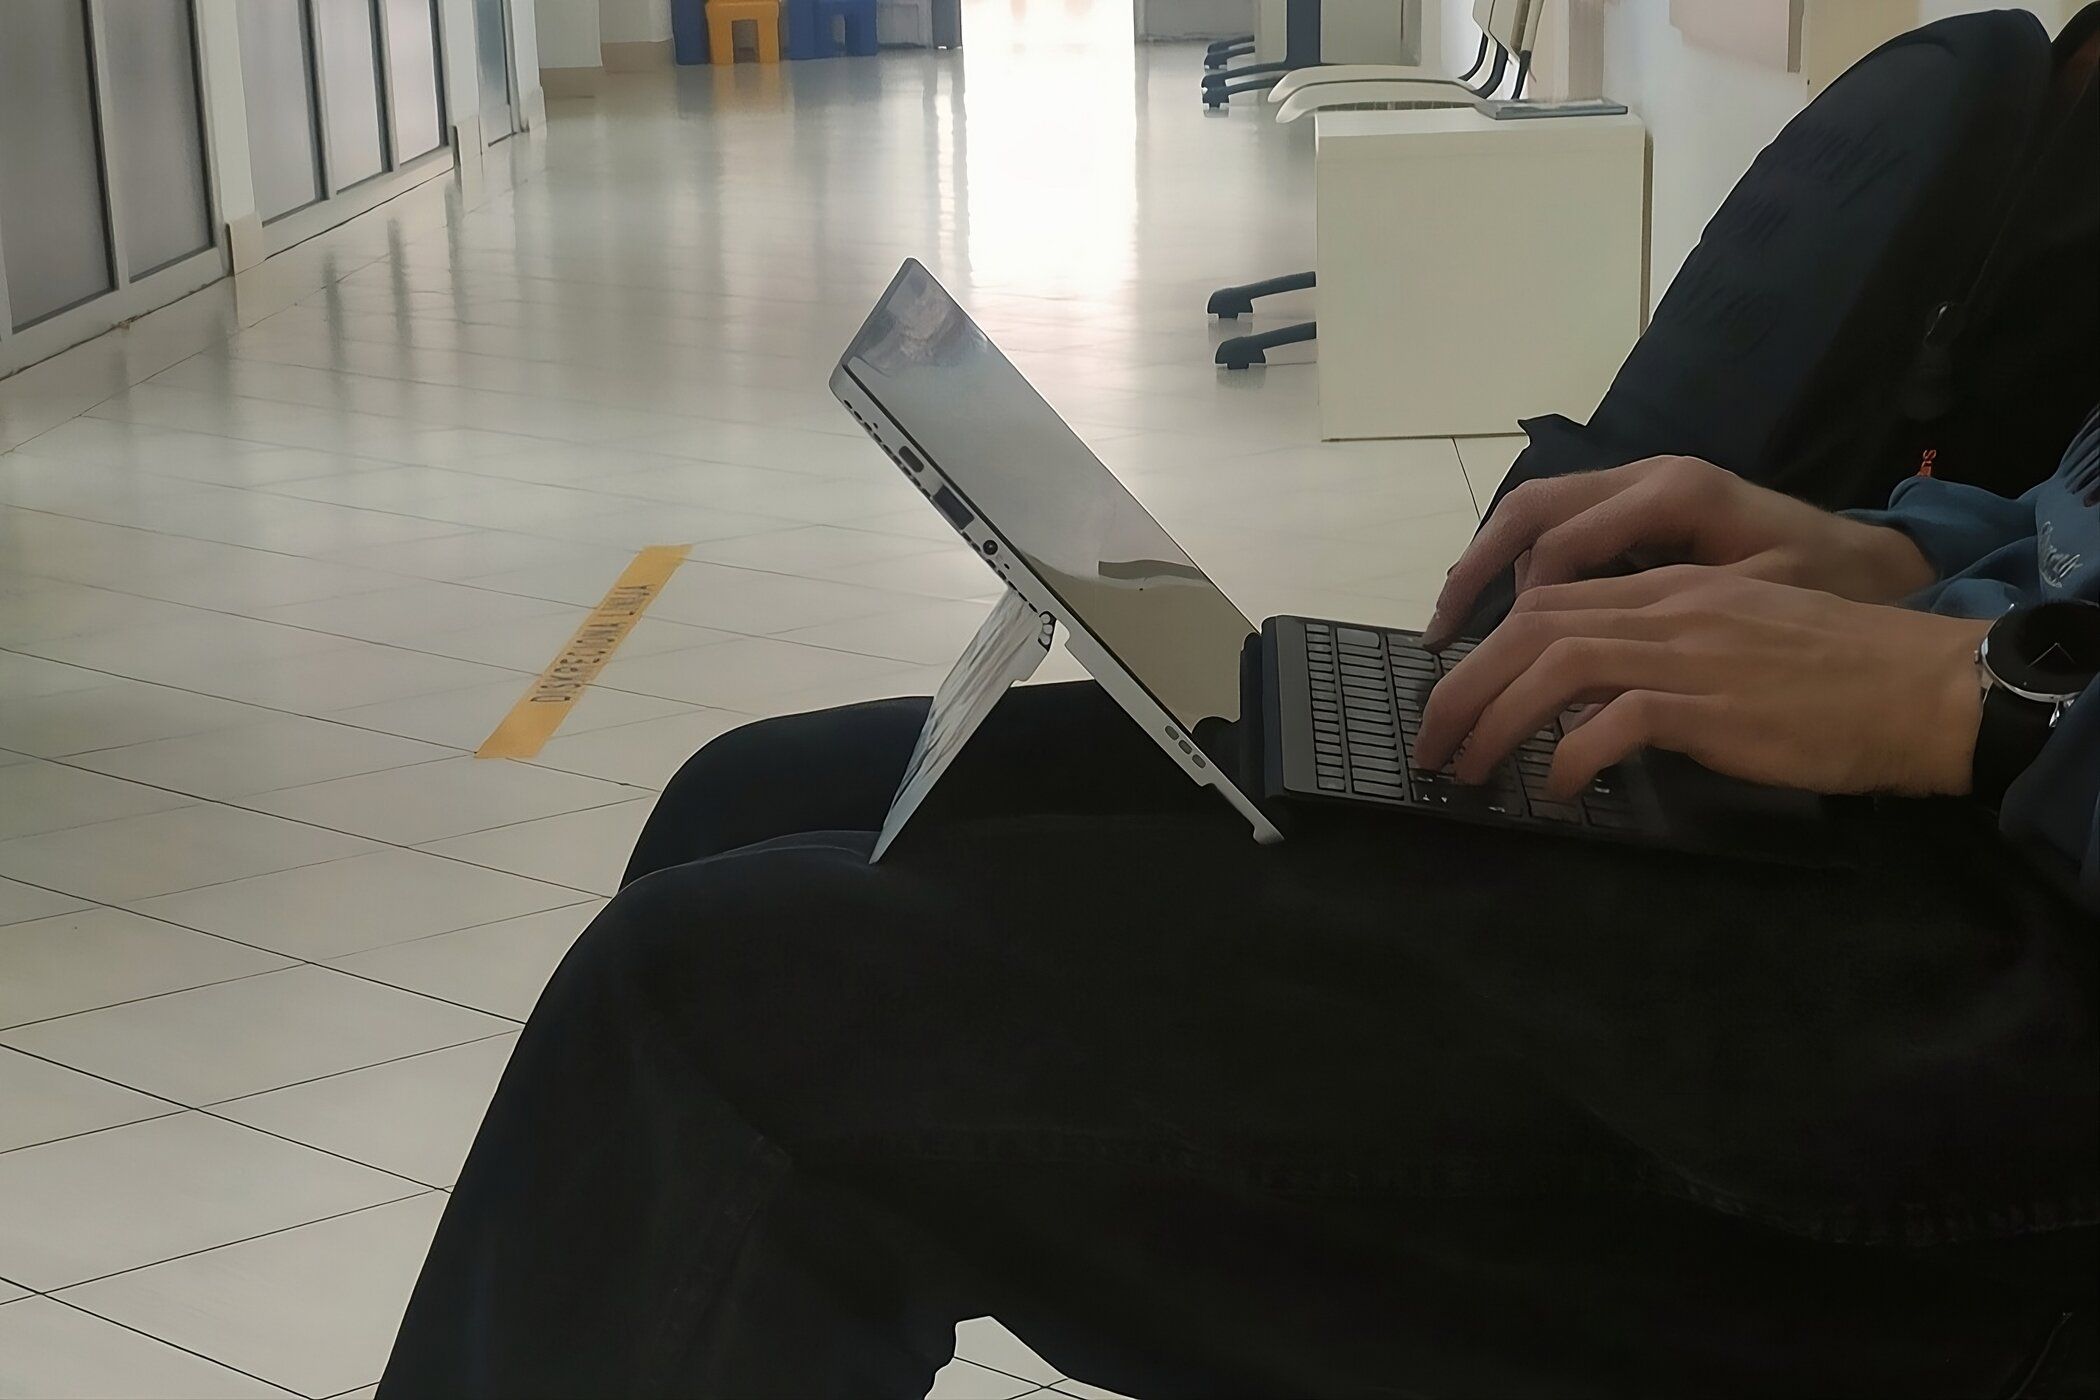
[[1205, 271, 1314, 322], [1215, 320, 1316, 369]]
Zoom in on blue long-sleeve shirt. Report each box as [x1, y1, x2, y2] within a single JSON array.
[[1849, 406, 2100, 913]]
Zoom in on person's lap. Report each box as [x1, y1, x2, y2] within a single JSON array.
[[626, 683, 2094, 1240], [390, 682, 2097, 1397]]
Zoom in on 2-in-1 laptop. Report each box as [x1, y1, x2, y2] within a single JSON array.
[[832, 260, 1830, 861]]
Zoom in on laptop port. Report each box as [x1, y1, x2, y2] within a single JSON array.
[[929, 486, 975, 530]]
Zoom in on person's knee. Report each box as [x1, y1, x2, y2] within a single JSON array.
[[622, 714, 821, 882], [624, 700, 925, 883], [556, 837, 898, 1137]]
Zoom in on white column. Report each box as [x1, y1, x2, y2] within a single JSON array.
[[436, 0, 486, 159], [192, 0, 264, 271], [510, 0, 547, 124]]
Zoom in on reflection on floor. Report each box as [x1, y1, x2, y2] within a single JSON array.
[[0, 6, 1521, 1395]]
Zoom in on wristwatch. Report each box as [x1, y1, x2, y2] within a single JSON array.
[[1971, 600, 2100, 807]]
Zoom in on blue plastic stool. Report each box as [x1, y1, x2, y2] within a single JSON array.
[[811, 0, 878, 55], [783, 0, 822, 58], [672, 0, 709, 61]]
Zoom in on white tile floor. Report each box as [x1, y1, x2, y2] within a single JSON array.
[[0, 6, 1527, 1395]]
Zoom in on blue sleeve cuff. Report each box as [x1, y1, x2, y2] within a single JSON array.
[[1843, 476, 2038, 583]]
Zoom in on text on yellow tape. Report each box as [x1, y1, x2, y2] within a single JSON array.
[[476, 544, 691, 759]]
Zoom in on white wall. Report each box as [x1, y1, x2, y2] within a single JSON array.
[[536, 0, 604, 67], [599, 0, 670, 44], [1518, 0, 2080, 303]]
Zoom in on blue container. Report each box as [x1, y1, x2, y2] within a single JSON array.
[[812, 0, 878, 55], [671, 0, 709, 62], [783, 0, 822, 58]]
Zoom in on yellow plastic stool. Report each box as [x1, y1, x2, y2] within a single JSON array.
[[708, 0, 782, 63]]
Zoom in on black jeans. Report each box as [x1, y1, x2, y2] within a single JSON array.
[[380, 682, 2099, 1399]]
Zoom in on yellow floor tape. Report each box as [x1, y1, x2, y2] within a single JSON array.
[[476, 544, 691, 760]]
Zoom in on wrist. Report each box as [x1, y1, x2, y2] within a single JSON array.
[[1926, 617, 1992, 797], [1844, 524, 1937, 604]]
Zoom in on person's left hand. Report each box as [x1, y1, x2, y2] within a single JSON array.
[[1413, 567, 1992, 800]]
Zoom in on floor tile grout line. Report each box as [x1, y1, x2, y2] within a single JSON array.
[[3, 1034, 509, 1196], [0, 963, 301, 1039], [36, 1186, 435, 1299], [223, 302, 1240, 407], [205, 329, 853, 433], [1, 876, 590, 1035], [0, 1103, 189, 1162], [31, 1291, 309, 1397], [11, 742, 478, 806], [192, 1027, 523, 1116], [316, 895, 604, 959], [0, 509, 1001, 670], [0, 1024, 522, 1166], [0, 822, 610, 927]]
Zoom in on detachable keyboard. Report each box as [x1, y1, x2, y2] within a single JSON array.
[[1265, 616, 1640, 832]]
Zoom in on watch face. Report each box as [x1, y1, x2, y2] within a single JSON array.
[[1989, 601, 2100, 700]]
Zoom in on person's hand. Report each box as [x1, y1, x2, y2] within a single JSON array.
[[1423, 456, 1936, 647], [1414, 567, 1990, 800]]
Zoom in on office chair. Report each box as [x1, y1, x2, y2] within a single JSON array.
[[1269, 0, 1537, 120], [1208, 0, 1538, 368], [1203, 0, 1323, 107]]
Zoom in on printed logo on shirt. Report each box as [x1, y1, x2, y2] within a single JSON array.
[[1916, 448, 1937, 478], [2039, 519, 2084, 592]]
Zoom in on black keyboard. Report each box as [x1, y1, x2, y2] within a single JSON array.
[[1298, 620, 1637, 830]]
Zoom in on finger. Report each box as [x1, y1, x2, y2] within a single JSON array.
[[1521, 471, 1706, 592], [1425, 465, 1661, 648], [1415, 608, 1664, 771], [1453, 638, 1692, 783], [1505, 564, 1728, 617], [1544, 689, 1717, 798]]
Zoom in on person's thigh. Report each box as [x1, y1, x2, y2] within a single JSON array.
[[624, 680, 1206, 881], [600, 798, 2094, 1394]]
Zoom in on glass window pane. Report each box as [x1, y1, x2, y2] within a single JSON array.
[[385, 0, 446, 163], [0, 0, 116, 329], [239, 0, 326, 220], [314, 0, 389, 190], [103, 0, 214, 277]]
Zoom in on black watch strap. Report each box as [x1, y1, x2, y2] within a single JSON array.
[[1971, 683, 2058, 809]]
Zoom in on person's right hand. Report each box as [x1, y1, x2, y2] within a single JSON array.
[[1424, 456, 1936, 648]]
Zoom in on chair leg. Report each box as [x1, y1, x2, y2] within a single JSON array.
[[1206, 34, 1254, 51], [1204, 42, 1254, 69], [758, 14, 781, 61], [1207, 270, 1314, 320], [1215, 321, 1316, 369], [1202, 59, 1284, 88], [1204, 73, 1282, 107], [709, 14, 734, 62]]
